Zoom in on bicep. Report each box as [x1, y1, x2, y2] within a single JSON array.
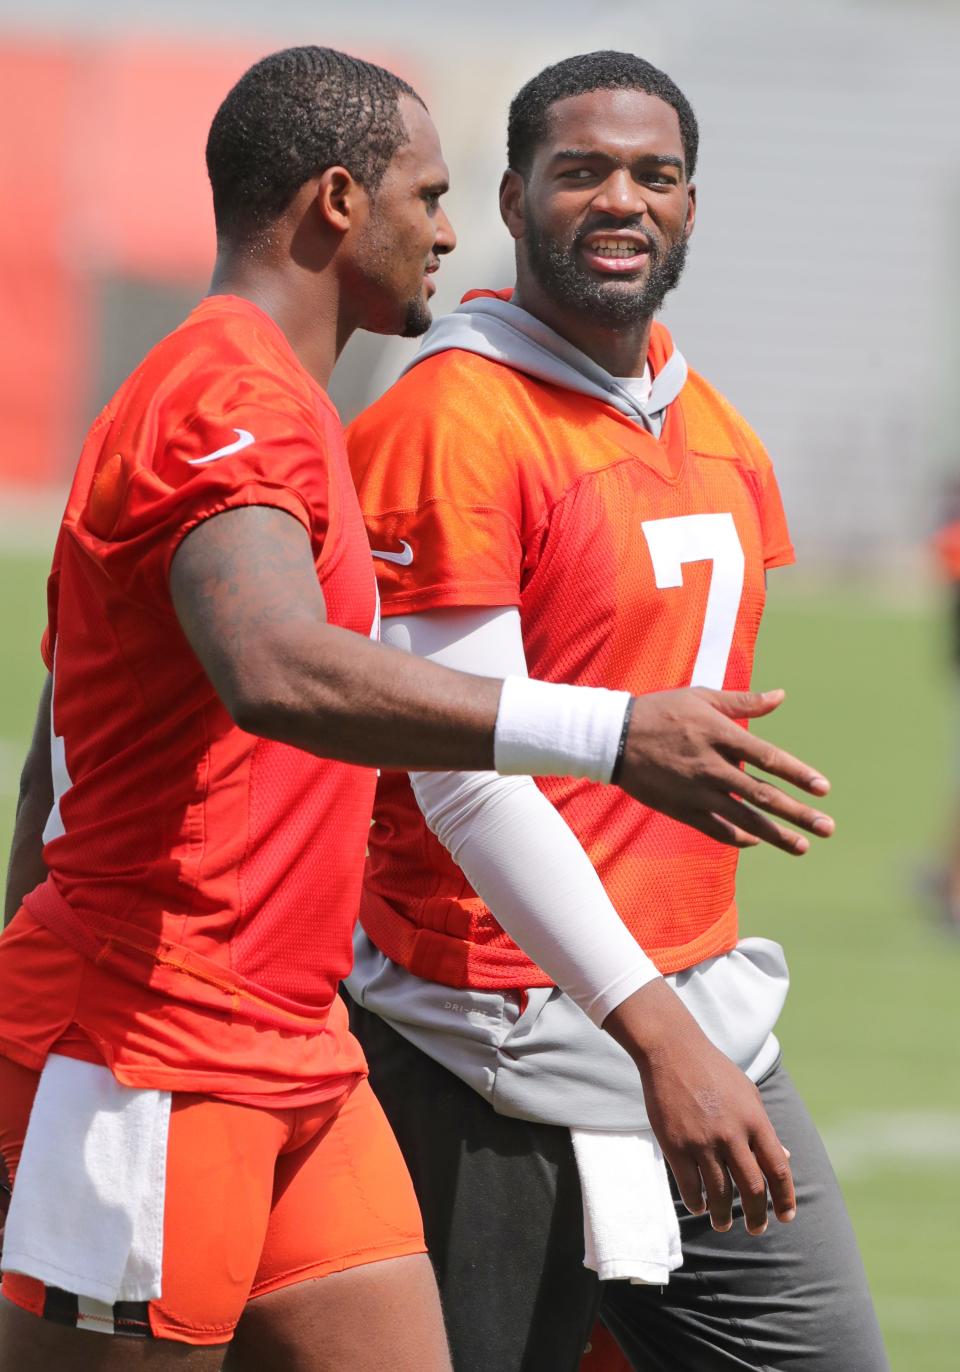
[[169, 505, 327, 711]]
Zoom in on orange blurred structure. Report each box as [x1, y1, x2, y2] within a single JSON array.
[[932, 519, 960, 583], [0, 37, 260, 487]]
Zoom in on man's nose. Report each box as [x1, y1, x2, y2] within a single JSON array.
[[434, 207, 457, 255], [593, 170, 648, 219]]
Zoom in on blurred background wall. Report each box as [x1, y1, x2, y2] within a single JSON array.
[[1, 0, 959, 575], [1, 3, 959, 1368]]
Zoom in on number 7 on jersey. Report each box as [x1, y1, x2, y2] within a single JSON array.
[[641, 512, 746, 690]]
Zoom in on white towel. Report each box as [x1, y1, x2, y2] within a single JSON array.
[[570, 1127, 683, 1285], [2, 1054, 171, 1304]]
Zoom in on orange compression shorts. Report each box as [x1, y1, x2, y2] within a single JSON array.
[[0, 1055, 426, 1346]]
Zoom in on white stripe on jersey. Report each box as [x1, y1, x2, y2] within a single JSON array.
[[42, 648, 73, 845]]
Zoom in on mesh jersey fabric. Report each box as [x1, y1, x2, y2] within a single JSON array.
[[11, 295, 377, 1104], [348, 312, 794, 988]]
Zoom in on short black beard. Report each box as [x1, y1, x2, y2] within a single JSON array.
[[400, 296, 433, 338], [524, 215, 688, 326]]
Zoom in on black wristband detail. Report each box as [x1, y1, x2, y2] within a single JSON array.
[[610, 696, 635, 786]]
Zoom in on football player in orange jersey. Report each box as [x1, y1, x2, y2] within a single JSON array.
[[0, 46, 838, 1372], [930, 479, 960, 932], [346, 52, 889, 1372]]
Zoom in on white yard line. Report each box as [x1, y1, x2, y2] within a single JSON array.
[[874, 1294, 958, 1332], [822, 1109, 960, 1178]]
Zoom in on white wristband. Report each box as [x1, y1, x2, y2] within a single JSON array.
[[494, 676, 631, 783]]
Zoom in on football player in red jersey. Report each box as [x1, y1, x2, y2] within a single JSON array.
[[930, 478, 960, 931], [0, 46, 836, 1372], [346, 52, 888, 1372]]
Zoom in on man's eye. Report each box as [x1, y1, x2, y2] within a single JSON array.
[[561, 168, 594, 181]]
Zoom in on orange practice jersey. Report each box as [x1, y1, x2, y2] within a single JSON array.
[[3, 296, 378, 1106], [348, 310, 794, 990], [933, 518, 960, 581]]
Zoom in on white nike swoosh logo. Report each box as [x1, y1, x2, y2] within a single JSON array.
[[187, 428, 255, 465], [371, 540, 414, 566]]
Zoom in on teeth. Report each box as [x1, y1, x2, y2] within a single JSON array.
[[589, 238, 643, 258]]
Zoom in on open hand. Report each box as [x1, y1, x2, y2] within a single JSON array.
[[616, 687, 833, 855]]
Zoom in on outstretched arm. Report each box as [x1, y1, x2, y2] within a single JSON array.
[[396, 604, 800, 1237], [168, 504, 833, 849], [4, 675, 53, 926]]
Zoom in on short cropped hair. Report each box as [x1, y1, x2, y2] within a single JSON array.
[[508, 50, 698, 179], [206, 46, 422, 241]]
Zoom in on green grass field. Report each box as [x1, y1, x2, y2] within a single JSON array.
[[0, 551, 957, 1369]]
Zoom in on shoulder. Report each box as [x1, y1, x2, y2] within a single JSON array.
[[681, 367, 773, 475], [348, 351, 546, 524], [129, 304, 321, 425], [349, 351, 533, 457]]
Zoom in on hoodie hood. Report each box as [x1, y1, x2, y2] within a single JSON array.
[[405, 289, 688, 432]]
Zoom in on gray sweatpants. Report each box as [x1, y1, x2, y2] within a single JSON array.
[[351, 1002, 890, 1372]]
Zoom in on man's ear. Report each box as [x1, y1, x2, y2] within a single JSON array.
[[499, 169, 525, 241], [315, 165, 366, 235], [684, 181, 697, 241]]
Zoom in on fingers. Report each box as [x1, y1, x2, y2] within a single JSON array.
[[665, 784, 830, 852], [699, 1155, 735, 1232], [671, 1146, 794, 1234], [723, 1145, 771, 1235], [698, 690, 831, 797], [734, 771, 835, 837], [698, 688, 785, 720], [678, 806, 761, 849], [667, 1154, 707, 1218], [673, 1144, 796, 1235], [708, 793, 811, 856], [707, 765, 834, 848], [697, 687, 785, 721], [732, 730, 831, 798], [752, 1125, 797, 1224], [652, 778, 832, 854], [620, 686, 833, 853]]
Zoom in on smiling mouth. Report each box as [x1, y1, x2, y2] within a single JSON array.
[[580, 233, 651, 276]]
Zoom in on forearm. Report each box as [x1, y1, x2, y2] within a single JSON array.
[[170, 507, 833, 848], [4, 676, 53, 926], [413, 768, 659, 1023], [231, 623, 504, 773]]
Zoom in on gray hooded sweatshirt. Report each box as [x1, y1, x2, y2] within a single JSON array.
[[406, 292, 688, 432], [346, 294, 789, 1131]]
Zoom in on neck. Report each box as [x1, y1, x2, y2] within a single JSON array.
[[209, 248, 352, 391], [511, 268, 653, 378]]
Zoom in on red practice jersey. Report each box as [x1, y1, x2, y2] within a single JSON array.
[[933, 518, 960, 582], [6, 296, 378, 1105], [348, 310, 794, 989]]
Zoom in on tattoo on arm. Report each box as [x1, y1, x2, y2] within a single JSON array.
[[170, 505, 327, 709]]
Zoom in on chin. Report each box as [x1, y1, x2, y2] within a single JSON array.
[[399, 296, 433, 339], [364, 293, 432, 340]]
